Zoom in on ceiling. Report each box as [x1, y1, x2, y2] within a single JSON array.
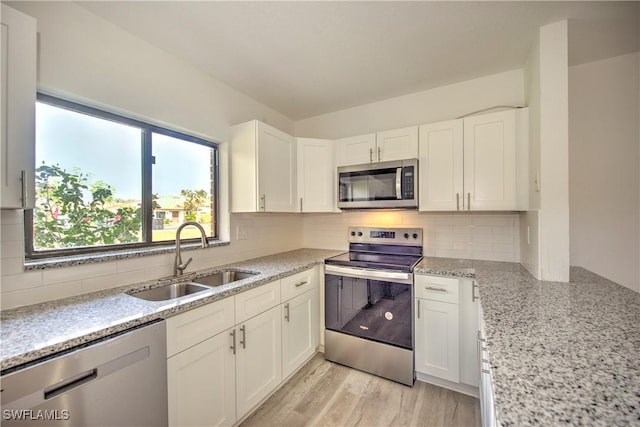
[[78, 1, 640, 120]]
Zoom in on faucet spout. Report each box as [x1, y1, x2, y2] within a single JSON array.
[[174, 221, 209, 277]]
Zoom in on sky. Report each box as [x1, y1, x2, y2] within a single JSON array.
[[36, 102, 212, 201]]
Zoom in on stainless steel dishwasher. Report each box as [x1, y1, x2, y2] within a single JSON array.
[[1, 320, 168, 426]]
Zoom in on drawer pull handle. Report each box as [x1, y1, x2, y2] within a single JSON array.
[[21, 170, 28, 208], [284, 303, 290, 322], [425, 286, 447, 293], [240, 325, 246, 349], [294, 280, 308, 288], [230, 330, 236, 354]]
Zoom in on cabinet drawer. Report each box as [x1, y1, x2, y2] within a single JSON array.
[[235, 280, 281, 324], [414, 275, 459, 304], [166, 296, 235, 357], [281, 268, 316, 301]]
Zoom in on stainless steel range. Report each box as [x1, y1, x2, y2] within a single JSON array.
[[324, 226, 423, 386]]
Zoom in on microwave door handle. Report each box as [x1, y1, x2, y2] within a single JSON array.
[[396, 167, 402, 199]]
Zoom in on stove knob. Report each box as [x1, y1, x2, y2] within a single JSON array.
[[350, 231, 356, 236], [412, 233, 419, 239], [404, 233, 410, 239], [357, 231, 363, 237]]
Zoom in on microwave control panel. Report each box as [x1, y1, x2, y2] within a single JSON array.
[[402, 166, 415, 199]]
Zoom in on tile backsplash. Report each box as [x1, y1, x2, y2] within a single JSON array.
[[0, 211, 303, 310], [1, 209, 519, 310], [303, 210, 520, 262]]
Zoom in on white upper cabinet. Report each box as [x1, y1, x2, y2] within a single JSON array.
[[419, 109, 528, 211], [336, 127, 418, 167], [230, 120, 296, 213], [464, 110, 517, 211], [1, 5, 36, 209], [418, 119, 464, 211], [335, 133, 376, 166], [376, 126, 419, 162], [297, 138, 336, 212]]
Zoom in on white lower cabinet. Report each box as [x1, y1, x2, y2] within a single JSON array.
[[235, 305, 283, 419], [166, 297, 237, 427], [167, 268, 320, 426], [282, 289, 318, 379], [414, 274, 479, 395], [415, 297, 460, 383], [459, 279, 480, 387], [168, 329, 236, 427]]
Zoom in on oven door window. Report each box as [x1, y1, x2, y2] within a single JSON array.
[[338, 168, 399, 202], [325, 274, 412, 349]]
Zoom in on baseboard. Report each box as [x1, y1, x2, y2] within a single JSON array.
[[415, 372, 479, 398]]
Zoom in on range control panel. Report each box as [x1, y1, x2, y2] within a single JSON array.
[[348, 227, 423, 246]]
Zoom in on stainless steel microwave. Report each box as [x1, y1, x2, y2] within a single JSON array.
[[337, 159, 418, 209]]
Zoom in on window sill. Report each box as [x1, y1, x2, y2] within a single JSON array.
[[24, 240, 231, 271]]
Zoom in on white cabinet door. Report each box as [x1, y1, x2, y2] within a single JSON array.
[[297, 138, 336, 212], [230, 121, 296, 213], [463, 110, 517, 211], [376, 126, 418, 162], [335, 133, 376, 166], [1, 5, 36, 209], [415, 298, 460, 383], [168, 329, 236, 427], [459, 279, 479, 387], [418, 120, 464, 211], [282, 290, 318, 379], [235, 305, 282, 419], [257, 121, 297, 212]]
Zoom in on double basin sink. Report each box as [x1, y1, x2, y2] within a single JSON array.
[[129, 270, 258, 302]]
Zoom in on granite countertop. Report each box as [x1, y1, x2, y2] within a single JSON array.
[[416, 257, 640, 426], [0, 248, 342, 373]]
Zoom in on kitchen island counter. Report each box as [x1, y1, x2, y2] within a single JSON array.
[[415, 257, 640, 426]]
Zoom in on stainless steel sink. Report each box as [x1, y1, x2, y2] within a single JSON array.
[[129, 282, 212, 301], [191, 270, 258, 287]]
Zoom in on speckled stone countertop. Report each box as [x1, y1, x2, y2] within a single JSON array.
[[416, 257, 640, 426], [1, 248, 341, 373]]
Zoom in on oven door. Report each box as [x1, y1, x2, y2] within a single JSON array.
[[324, 264, 413, 350]]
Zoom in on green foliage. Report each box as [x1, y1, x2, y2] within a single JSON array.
[[34, 163, 142, 249], [180, 189, 208, 222]]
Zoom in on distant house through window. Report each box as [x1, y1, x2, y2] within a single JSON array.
[[26, 93, 218, 258]]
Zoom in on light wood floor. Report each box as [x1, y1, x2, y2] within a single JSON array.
[[241, 354, 481, 427]]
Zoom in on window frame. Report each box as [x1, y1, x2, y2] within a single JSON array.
[[25, 93, 219, 259]]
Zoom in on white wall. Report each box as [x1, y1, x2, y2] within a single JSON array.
[[294, 69, 524, 139], [8, 1, 294, 138], [538, 21, 571, 282], [0, 1, 302, 310], [303, 211, 520, 262], [569, 52, 640, 293], [520, 31, 542, 278]]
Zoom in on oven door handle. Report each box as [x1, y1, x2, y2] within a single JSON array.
[[325, 264, 412, 282]]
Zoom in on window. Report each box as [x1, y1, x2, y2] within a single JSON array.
[[26, 94, 218, 258]]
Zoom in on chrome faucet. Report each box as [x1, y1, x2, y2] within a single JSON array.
[[174, 221, 209, 276]]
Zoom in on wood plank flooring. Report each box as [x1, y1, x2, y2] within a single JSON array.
[[241, 354, 481, 427]]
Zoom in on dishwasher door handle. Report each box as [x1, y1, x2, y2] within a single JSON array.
[[44, 369, 97, 400]]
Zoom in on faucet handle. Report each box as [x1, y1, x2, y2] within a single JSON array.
[[178, 257, 193, 271]]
